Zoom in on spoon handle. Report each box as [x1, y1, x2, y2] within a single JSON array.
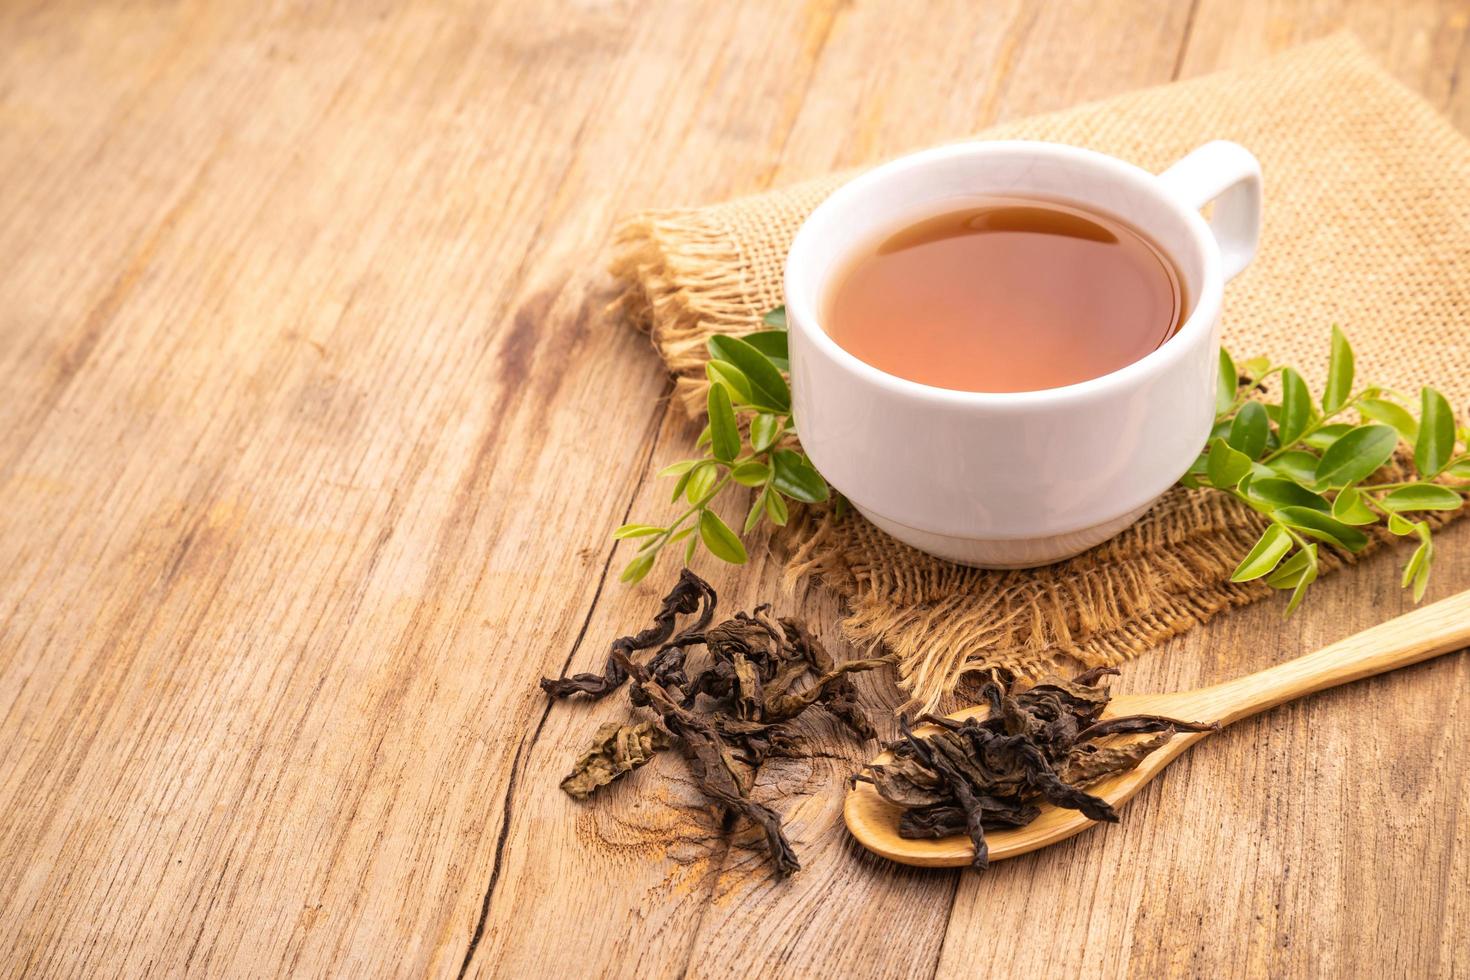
[[1178, 588, 1470, 727]]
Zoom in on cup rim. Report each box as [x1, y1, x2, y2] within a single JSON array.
[[783, 139, 1224, 409]]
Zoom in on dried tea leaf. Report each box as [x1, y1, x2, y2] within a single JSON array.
[[763, 658, 890, 721], [1057, 730, 1173, 787], [540, 569, 715, 699], [560, 721, 671, 800], [731, 652, 763, 721], [858, 758, 949, 808], [1075, 714, 1216, 741]]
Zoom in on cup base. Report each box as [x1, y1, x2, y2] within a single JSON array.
[[854, 502, 1155, 569]]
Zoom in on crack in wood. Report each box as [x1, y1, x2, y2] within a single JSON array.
[[1172, 0, 1202, 81], [456, 386, 673, 978]]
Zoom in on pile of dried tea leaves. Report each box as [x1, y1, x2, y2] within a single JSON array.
[[541, 569, 889, 876], [856, 667, 1218, 873]]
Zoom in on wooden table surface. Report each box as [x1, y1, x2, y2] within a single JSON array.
[[3, 2, 1469, 977]]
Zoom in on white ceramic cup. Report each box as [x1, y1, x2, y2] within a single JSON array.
[[784, 140, 1262, 568]]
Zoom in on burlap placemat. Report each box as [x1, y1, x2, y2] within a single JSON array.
[[612, 34, 1470, 712]]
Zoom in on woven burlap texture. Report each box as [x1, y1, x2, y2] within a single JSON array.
[[612, 34, 1470, 713]]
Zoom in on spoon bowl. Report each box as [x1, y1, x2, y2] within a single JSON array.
[[846, 589, 1470, 869]]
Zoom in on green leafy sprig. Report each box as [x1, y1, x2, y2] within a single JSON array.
[[1187, 326, 1470, 612], [614, 308, 830, 584]]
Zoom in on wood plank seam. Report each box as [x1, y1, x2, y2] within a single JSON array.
[[1171, 0, 1202, 81], [458, 384, 673, 977], [466, 7, 859, 974]]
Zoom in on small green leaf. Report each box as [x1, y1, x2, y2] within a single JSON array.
[[743, 492, 766, 534], [1402, 538, 1432, 600], [1273, 506, 1370, 552], [1241, 356, 1272, 381], [1303, 423, 1355, 451], [613, 523, 663, 539], [1331, 486, 1378, 525], [708, 335, 790, 411], [730, 461, 770, 486], [670, 466, 694, 503], [620, 550, 656, 584], [764, 488, 789, 526], [1357, 398, 1418, 443], [771, 449, 829, 503], [684, 533, 698, 565], [1322, 325, 1354, 413], [1380, 483, 1464, 512], [1267, 545, 1316, 588], [1387, 512, 1415, 535], [1267, 544, 1319, 615], [698, 508, 747, 564], [707, 383, 740, 463], [1276, 368, 1313, 446], [1313, 424, 1398, 488], [1415, 387, 1455, 477], [658, 459, 699, 478], [1247, 477, 1330, 512], [1447, 459, 1470, 479], [1206, 438, 1253, 489], [696, 424, 712, 449], [1216, 348, 1238, 415], [1284, 559, 1319, 614], [750, 413, 782, 453], [761, 306, 787, 328], [1231, 524, 1293, 581], [743, 329, 790, 372], [685, 461, 717, 503], [1269, 451, 1320, 484], [706, 359, 753, 403], [1228, 401, 1270, 459]]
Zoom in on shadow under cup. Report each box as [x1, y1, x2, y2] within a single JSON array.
[[783, 141, 1228, 569]]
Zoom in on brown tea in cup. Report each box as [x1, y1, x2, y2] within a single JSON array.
[[824, 199, 1185, 393]]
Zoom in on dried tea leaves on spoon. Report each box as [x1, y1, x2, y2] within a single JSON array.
[[541, 569, 889, 876], [855, 667, 1217, 873]]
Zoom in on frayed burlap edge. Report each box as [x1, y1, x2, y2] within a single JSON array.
[[611, 176, 850, 416], [610, 211, 765, 414]]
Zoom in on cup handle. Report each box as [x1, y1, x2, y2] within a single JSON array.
[[1157, 140, 1262, 282]]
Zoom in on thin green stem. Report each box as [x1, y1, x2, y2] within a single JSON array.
[[1357, 479, 1470, 493], [1280, 525, 1311, 550], [641, 473, 735, 555], [1224, 365, 1286, 415], [1258, 393, 1367, 463]]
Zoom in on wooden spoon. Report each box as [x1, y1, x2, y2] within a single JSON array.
[[845, 588, 1470, 869]]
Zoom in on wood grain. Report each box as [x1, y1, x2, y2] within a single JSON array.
[[0, 2, 1465, 978]]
